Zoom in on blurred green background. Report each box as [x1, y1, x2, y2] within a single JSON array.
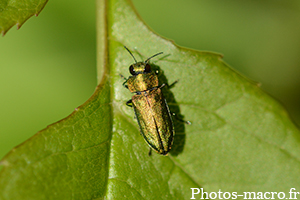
[[0, 0, 299, 159]]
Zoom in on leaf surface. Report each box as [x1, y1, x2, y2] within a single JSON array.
[[1, 0, 300, 199], [0, 78, 111, 199], [0, 0, 48, 35]]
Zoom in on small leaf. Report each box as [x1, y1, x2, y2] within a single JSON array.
[[0, 0, 48, 35], [1, 0, 300, 199], [0, 78, 111, 199]]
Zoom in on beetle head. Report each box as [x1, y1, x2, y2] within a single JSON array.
[[129, 62, 151, 75], [124, 46, 163, 75]]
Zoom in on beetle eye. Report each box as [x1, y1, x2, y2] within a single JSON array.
[[129, 65, 135, 75], [144, 63, 151, 73]]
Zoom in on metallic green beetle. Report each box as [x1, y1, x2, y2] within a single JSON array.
[[122, 47, 174, 155]]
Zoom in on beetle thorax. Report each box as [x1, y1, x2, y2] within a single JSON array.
[[127, 72, 159, 93]]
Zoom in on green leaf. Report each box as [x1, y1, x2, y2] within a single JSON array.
[[0, 0, 48, 35], [1, 0, 300, 199], [0, 78, 111, 199]]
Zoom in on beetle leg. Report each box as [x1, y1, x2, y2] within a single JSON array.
[[172, 113, 191, 125], [159, 83, 166, 89], [126, 99, 133, 107], [120, 73, 127, 80], [123, 83, 129, 89], [159, 80, 178, 90], [120, 74, 129, 89], [148, 148, 152, 156]]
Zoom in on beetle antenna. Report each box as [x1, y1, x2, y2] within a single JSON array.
[[124, 46, 137, 63], [145, 52, 163, 63]]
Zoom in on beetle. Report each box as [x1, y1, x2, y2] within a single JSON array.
[[122, 47, 174, 155]]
